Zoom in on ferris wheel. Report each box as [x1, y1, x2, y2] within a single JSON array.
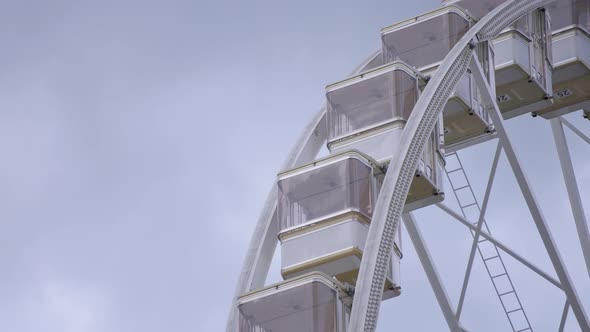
[[226, 0, 590, 331]]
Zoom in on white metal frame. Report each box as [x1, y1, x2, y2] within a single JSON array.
[[348, 1, 565, 331], [550, 117, 590, 279], [227, 0, 590, 330], [472, 44, 590, 330], [436, 203, 562, 289], [403, 212, 465, 332], [455, 141, 502, 320]]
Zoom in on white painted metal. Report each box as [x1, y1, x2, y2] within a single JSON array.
[[275, 128, 402, 300], [228, 0, 590, 330], [281, 219, 369, 275], [455, 141, 502, 320], [537, 0, 590, 118], [558, 302, 569, 332], [445, 1, 554, 118], [348, 1, 556, 331], [437, 203, 563, 289], [472, 47, 590, 330], [493, 11, 554, 118], [325, 61, 446, 212], [445, 147, 533, 332], [237, 272, 352, 332], [550, 118, 590, 279], [562, 117, 590, 144], [382, 3, 496, 150], [445, 130, 498, 153], [403, 213, 464, 332]]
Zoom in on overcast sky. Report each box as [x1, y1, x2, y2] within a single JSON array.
[[1, 0, 590, 331]]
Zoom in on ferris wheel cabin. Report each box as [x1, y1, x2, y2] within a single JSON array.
[[535, 0, 590, 118], [229, 1, 590, 331], [325, 62, 445, 211], [445, 0, 554, 119], [238, 273, 352, 332], [277, 151, 401, 299], [381, 5, 495, 151]]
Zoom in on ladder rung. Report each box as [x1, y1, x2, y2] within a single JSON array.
[[448, 150, 532, 331], [506, 308, 523, 315], [447, 168, 463, 174], [461, 203, 477, 209]]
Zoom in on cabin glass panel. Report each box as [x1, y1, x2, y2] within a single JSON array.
[[548, 0, 590, 33], [448, 0, 503, 19], [512, 15, 532, 38], [238, 281, 338, 332], [326, 69, 418, 140], [452, 0, 532, 35], [382, 12, 470, 69], [277, 158, 373, 231]]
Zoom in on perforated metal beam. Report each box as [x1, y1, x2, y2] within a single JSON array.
[[348, 1, 555, 330]]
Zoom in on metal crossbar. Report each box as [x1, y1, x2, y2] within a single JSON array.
[[445, 151, 533, 332]]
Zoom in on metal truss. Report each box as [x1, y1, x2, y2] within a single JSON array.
[[559, 301, 569, 332], [471, 47, 590, 330], [403, 212, 465, 332], [551, 118, 590, 279], [403, 53, 590, 331], [348, 1, 561, 331], [436, 203, 562, 290], [227, 0, 590, 330], [561, 118, 590, 145], [454, 141, 502, 321]]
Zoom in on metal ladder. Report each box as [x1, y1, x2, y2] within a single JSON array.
[[445, 151, 533, 332]]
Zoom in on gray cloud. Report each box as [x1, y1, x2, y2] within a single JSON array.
[[1, 0, 589, 331]]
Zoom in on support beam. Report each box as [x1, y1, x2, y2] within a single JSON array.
[[471, 54, 590, 331], [559, 301, 569, 332], [551, 118, 590, 279], [561, 118, 590, 145], [437, 203, 562, 289], [403, 213, 464, 332], [348, 3, 555, 330], [456, 142, 502, 319]]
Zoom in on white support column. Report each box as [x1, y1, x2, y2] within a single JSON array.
[[471, 54, 590, 331], [437, 203, 562, 289], [561, 118, 590, 145], [403, 213, 464, 332], [559, 301, 569, 332], [456, 142, 502, 319], [551, 118, 590, 279]]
